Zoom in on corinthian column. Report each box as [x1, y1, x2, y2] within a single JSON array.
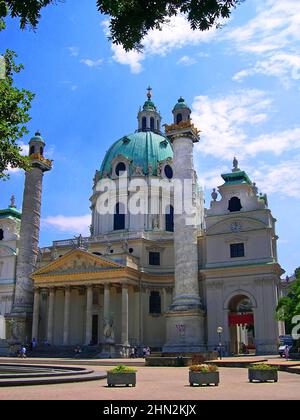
[[121, 285, 129, 347], [47, 288, 55, 344], [63, 287, 71, 345], [31, 288, 40, 341], [85, 285, 93, 345]]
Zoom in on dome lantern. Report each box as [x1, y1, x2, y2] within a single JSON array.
[[137, 87, 162, 134]]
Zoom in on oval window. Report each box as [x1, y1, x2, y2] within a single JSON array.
[[164, 165, 173, 179], [115, 162, 126, 176]]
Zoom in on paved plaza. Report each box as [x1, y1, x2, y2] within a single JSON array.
[[0, 357, 300, 400]]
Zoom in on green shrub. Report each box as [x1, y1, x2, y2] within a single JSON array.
[[248, 364, 278, 371], [108, 365, 137, 374]]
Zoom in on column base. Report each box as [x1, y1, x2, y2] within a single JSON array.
[[5, 312, 32, 345], [163, 309, 206, 354]]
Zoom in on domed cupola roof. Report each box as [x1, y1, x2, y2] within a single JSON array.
[[30, 130, 45, 145], [98, 89, 173, 179], [173, 97, 191, 111], [99, 131, 173, 178]]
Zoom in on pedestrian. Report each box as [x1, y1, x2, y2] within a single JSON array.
[[31, 338, 37, 351], [20, 346, 27, 359], [284, 345, 290, 360]]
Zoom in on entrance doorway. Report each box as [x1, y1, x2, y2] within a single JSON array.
[[228, 295, 255, 355], [92, 315, 99, 345]]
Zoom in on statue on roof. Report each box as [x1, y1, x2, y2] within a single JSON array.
[[232, 157, 240, 172], [9, 195, 16, 208]]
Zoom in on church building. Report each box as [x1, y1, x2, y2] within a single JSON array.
[[0, 90, 285, 355]]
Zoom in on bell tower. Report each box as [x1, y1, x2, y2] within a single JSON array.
[[7, 131, 52, 345]]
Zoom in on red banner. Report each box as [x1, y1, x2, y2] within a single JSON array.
[[228, 313, 254, 326]]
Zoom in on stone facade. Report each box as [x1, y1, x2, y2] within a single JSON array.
[[0, 94, 285, 355]]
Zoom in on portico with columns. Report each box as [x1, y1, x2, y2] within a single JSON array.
[[30, 248, 173, 351]]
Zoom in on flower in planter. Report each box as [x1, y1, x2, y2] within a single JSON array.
[[189, 364, 218, 373], [248, 364, 278, 371], [108, 365, 137, 374]]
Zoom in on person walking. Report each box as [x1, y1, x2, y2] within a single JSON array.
[[284, 345, 290, 360]]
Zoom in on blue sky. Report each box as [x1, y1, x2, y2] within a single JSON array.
[[1, 0, 299, 275]]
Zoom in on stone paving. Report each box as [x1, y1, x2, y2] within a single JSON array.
[[0, 357, 300, 400]]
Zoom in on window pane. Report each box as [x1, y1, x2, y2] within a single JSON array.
[[230, 243, 245, 258], [149, 291, 161, 314], [149, 252, 160, 266]]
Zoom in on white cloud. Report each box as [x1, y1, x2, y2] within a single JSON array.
[[192, 90, 272, 160], [105, 15, 217, 73], [229, 0, 300, 87], [111, 45, 144, 74], [80, 58, 104, 68], [177, 55, 197, 66], [245, 128, 300, 157], [233, 53, 300, 88], [68, 47, 79, 57], [250, 157, 300, 199], [6, 142, 29, 175], [42, 214, 91, 235]]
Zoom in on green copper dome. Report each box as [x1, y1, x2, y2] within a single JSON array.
[[143, 100, 157, 112], [173, 97, 191, 111], [100, 131, 173, 177]]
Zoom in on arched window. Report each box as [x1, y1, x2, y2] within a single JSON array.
[[115, 162, 126, 177], [165, 205, 174, 232], [40, 147, 44, 156], [149, 291, 161, 314], [0, 229, 4, 241], [150, 117, 155, 131], [30, 145, 35, 155], [114, 203, 125, 231], [176, 113, 183, 124], [157, 120, 160, 131], [142, 117, 147, 131], [228, 197, 242, 212], [164, 165, 173, 179]]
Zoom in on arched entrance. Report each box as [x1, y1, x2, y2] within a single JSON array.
[[228, 295, 255, 355]]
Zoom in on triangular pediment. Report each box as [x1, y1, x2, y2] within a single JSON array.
[[32, 248, 124, 278]]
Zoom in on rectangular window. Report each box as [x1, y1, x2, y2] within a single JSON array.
[[149, 291, 161, 314], [230, 243, 245, 258], [149, 252, 160, 266]]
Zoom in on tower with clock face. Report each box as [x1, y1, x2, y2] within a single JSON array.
[[202, 159, 284, 355]]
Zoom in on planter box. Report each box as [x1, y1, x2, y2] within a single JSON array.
[[189, 371, 220, 387], [107, 372, 136, 387], [248, 369, 278, 383]]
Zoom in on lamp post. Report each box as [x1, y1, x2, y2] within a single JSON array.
[[217, 327, 223, 360]]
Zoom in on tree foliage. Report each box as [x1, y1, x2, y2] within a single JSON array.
[[0, 0, 243, 51], [0, 0, 57, 31], [97, 0, 244, 51], [0, 50, 33, 180], [277, 268, 300, 332]]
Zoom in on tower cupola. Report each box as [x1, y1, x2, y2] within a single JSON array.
[[137, 87, 162, 133], [29, 131, 45, 157], [172, 97, 191, 125]]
